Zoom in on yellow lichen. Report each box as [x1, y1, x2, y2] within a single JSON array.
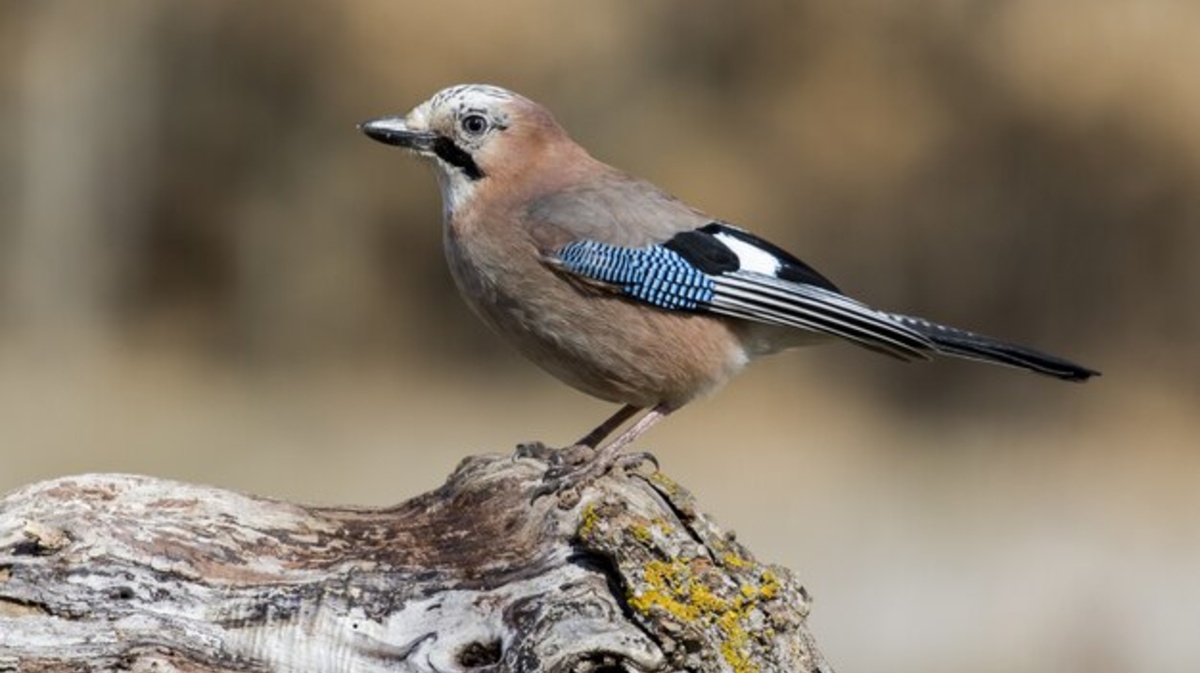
[[578, 502, 601, 539], [627, 556, 775, 673], [717, 609, 757, 673], [648, 470, 680, 496], [651, 517, 675, 536], [626, 517, 677, 546], [688, 582, 732, 614], [628, 559, 700, 622], [759, 569, 780, 599], [722, 552, 750, 569]]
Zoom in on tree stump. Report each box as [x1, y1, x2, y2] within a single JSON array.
[[0, 447, 832, 673]]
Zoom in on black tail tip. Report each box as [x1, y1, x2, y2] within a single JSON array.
[[1057, 364, 1101, 383]]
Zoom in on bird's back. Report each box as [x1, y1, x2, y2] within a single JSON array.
[[522, 162, 712, 250]]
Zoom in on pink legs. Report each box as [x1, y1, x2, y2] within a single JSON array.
[[574, 404, 641, 448], [538, 403, 674, 492], [589, 403, 672, 468]]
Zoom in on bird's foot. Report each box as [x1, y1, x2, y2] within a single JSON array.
[[514, 440, 554, 461], [547, 443, 597, 471], [618, 450, 660, 474], [529, 443, 597, 506], [515, 441, 599, 468], [531, 446, 658, 507]]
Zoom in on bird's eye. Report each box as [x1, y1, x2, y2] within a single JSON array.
[[461, 114, 489, 136]]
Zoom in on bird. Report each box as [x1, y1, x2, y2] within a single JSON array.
[[360, 84, 1098, 477]]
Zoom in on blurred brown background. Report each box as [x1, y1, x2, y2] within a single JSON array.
[[1, 2, 1197, 671]]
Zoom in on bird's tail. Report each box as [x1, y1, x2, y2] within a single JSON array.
[[890, 314, 1100, 382]]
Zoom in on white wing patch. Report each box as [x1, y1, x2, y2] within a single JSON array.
[[712, 232, 782, 276]]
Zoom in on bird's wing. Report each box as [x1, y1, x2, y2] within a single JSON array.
[[524, 172, 715, 248], [546, 221, 936, 362]]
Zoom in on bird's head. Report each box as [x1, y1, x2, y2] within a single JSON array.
[[360, 84, 572, 214]]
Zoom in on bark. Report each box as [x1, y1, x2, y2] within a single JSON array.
[[0, 446, 832, 673]]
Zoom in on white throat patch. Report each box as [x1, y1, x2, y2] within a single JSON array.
[[434, 165, 480, 217]]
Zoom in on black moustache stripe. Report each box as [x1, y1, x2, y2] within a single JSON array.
[[432, 137, 485, 181]]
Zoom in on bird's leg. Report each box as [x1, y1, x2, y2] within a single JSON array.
[[575, 404, 641, 448], [539, 403, 673, 497], [520, 404, 638, 461], [589, 403, 672, 471], [545, 404, 642, 471]]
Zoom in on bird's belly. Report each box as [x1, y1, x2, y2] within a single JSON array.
[[524, 299, 748, 407], [473, 284, 746, 407], [444, 227, 748, 408]]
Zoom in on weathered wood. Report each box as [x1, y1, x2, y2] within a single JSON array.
[[0, 447, 832, 673]]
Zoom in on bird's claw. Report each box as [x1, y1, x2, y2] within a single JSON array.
[[530, 447, 660, 507], [546, 443, 596, 471], [529, 444, 599, 506], [618, 450, 659, 474], [532, 461, 604, 507], [515, 440, 553, 461]]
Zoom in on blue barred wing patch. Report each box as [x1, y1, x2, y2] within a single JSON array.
[[554, 240, 715, 310]]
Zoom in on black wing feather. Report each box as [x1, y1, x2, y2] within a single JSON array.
[[551, 223, 1099, 381]]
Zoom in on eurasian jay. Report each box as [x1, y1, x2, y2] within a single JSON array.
[[360, 84, 1097, 475]]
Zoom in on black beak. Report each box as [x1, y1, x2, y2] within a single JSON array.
[[358, 116, 437, 151]]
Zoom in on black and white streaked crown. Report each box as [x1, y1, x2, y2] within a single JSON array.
[[427, 84, 516, 119]]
